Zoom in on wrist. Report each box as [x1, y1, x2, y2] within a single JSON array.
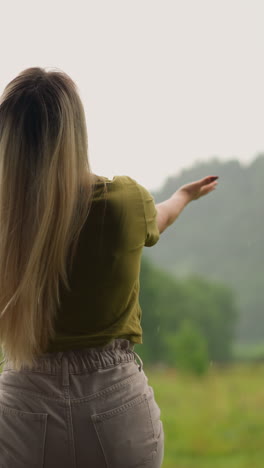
[[164, 189, 191, 227], [171, 188, 192, 205]]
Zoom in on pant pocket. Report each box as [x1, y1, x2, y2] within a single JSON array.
[[151, 420, 165, 468], [0, 401, 48, 468], [146, 385, 164, 440], [144, 385, 164, 468], [91, 393, 157, 468]]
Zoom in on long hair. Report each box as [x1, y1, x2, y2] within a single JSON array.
[[0, 67, 96, 370]]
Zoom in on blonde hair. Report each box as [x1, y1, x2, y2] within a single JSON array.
[[0, 67, 96, 370]]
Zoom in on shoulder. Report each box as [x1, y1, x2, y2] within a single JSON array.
[[92, 174, 153, 204], [111, 176, 152, 204], [110, 175, 139, 188], [110, 175, 149, 194], [93, 174, 134, 186], [94, 175, 142, 193]]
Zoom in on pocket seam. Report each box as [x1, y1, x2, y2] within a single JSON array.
[[91, 392, 156, 467], [91, 393, 147, 423], [0, 403, 48, 468], [156, 420, 163, 441], [73, 368, 140, 404], [145, 396, 155, 441], [0, 401, 47, 421], [0, 381, 66, 403]]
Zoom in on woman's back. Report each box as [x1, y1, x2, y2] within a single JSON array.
[[47, 174, 160, 352]]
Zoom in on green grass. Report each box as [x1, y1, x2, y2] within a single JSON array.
[[232, 342, 264, 361], [146, 364, 264, 468]]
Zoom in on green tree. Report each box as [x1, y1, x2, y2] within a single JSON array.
[[143, 154, 264, 344], [166, 319, 210, 375], [137, 257, 238, 366]]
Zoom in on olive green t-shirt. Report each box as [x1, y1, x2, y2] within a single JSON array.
[[45, 175, 160, 352]]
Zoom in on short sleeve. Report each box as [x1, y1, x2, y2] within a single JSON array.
[[135, 181, 160, 247]]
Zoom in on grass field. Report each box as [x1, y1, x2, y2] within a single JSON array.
[[146, 364, 264, 468], [1, 359, 264, 467]]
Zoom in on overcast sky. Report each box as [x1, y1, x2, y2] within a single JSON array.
[[1, 1, 263, 192]]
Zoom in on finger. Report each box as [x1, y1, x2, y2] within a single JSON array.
[[206, 181, 218, 191], [200, 176, 219, 186], [200, 181, 218, 195]]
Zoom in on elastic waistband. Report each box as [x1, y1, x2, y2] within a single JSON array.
[[1, 339, 143, 374]]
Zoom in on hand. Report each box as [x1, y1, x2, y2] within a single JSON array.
[[178, 176, 219, 202]]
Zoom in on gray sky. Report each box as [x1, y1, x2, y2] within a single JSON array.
[[1, 0, 263, 192]]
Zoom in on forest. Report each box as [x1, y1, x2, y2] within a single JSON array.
[[136, 256, 237, 372], [142, 154, 264, 348]]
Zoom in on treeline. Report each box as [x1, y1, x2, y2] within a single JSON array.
[[143, 154, 264, 344], [135, 257, 238, 372]]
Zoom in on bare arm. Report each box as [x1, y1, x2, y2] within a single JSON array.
[[155, 176, 219, 234]]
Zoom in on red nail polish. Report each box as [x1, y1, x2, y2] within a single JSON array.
[[209, 176, 219, 181]]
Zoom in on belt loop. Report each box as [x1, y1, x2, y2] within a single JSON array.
[[61, 355, 70, 387], [132, 350, 143, 372]]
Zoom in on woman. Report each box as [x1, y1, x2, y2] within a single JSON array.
[[0, 67, 218, 468]]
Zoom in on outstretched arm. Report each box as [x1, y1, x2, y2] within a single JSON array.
[[155, 176, 218, 234]]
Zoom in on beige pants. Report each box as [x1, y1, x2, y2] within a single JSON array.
[[0, 339, 164, 467]]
